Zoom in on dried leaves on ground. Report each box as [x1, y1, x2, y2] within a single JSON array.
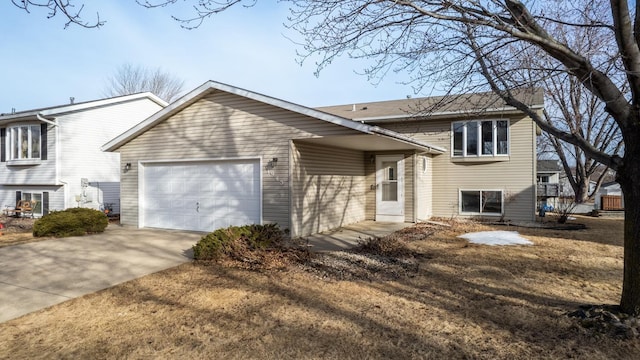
[[1, 216, 638, 359], [0, 215, 38, 247]]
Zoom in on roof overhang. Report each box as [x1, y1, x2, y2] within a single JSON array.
[[352, 105, 545, 123], [0, 92, 167, 126], [294, 134, 444, 153]]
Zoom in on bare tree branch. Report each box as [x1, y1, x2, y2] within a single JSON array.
[[103, 64, 185, 102], [11, 0, 103, 28]]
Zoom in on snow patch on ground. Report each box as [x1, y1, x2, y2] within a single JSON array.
[[458, 231, 533, 246]]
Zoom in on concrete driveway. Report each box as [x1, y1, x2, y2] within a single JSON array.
[[0, 226, 202, 323]]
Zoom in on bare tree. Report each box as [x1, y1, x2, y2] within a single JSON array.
[[14, 0, 640, 315], [11, 0, 103, 28], [143, 0, 640, 316], [542, 78, 623, 203], [104, 64, 185, 102], [524, 3, 624, 203]]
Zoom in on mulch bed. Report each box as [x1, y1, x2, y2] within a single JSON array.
[[0, 216, 36, 234]]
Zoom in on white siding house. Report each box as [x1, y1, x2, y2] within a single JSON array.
[[0, 93, 166, 216]]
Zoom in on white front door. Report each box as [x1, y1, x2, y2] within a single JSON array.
[[375, 155, 404, 222]]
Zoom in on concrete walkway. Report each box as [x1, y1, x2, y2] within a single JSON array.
[[302, 221, 413, 252], [0, 226, 202, 323], [0, 221, 411, 323]]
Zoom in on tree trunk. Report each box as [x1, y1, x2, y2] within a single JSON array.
[[574, 181, 590, 204], [619, 135, 640, 315]]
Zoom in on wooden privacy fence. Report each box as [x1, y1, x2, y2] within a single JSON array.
[[601, 195, 623, 210]]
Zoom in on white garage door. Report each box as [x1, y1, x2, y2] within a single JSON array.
[[142, 160, 261, 232]]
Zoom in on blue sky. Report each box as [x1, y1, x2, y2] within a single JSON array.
[[0, 1, 417, 112]]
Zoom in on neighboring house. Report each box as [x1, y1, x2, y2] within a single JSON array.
[[558, 166, 614, 199], [537, 159, 562, 208], [595, 181, 624, 210], [0, 93, 166, 217], [103, 81, 542, 237]]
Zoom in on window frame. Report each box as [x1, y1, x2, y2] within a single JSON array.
[[451, 119, 510, 158], [20, 191, 43, 217], [7, 124, 42, 161], [459, 189, 504, 216]]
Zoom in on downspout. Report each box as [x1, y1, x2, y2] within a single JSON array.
[[413, 153, 418, 223], [38, 113, 63, 206], [36, 113, 58, 127]]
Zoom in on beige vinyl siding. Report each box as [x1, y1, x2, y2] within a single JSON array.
[[364, 150, 415, 222], [416, 155, 432, 220], [117, 91, 362, 230], [291, 141, 365, 236], [379, 115, 536, 222]]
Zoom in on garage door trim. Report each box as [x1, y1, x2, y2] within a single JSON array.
[[138, 157, 263, 231]]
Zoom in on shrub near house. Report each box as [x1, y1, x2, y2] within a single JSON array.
[[192, 224, 286, 261], [33, 208, 108, 238]]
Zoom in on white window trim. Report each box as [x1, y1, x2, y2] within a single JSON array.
[[459, 189, 504, 216], [451, 119, 510, 158], [20, 191, 44, 217], [7, 124, 41, 161]]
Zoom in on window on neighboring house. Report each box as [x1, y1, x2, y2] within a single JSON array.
[[460, 190, 503, 215], [452, 120, 509, 157], [21, 192, 43, 217], [538, 175, 550, 183], [8, 125, 41, 160]]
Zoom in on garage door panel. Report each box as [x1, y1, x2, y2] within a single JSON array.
[[143, 160, 260, 232]]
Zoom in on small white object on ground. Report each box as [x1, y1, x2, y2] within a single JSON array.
[[458, 230, 533, 246]]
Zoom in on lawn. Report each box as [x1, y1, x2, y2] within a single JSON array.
[[1, 215, 638, 359]]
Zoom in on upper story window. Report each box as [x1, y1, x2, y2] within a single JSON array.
[[453, 120, 509, 157], [9, 125, 41, 160]]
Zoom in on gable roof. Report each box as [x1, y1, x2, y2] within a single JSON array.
[[537, 160, 562, 173], [0, 92, 167, 124], [102, 80, 445, 154], [316, 88, 544, 122]]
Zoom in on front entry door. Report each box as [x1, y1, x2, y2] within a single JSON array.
[[376, 155, 405, 222]]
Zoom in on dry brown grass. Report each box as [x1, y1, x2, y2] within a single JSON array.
[[1, 215, 638, 359]]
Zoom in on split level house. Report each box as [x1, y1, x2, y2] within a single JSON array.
[[0, 93, 167, 217], [103, 81, 543, 238]]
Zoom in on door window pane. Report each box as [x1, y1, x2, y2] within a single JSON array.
[[382, 182, 398, 201], [381, 161, 398, 201], [382, 161, 396, 181]]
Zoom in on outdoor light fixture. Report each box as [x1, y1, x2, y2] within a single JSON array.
[[267, 157, 278, 170], [124, 163, 131, 172]]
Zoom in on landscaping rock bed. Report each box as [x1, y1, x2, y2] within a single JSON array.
[[0, 216, 35, 233], [299, 251, 422, 281], [569, 305, 640, 339]]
